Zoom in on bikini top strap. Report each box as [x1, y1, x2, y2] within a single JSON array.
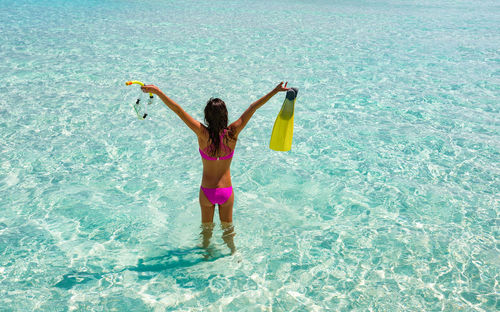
[[219, 128, 227, 140], [219, 129, 230, 148]]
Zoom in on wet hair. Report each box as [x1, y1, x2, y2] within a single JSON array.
[[204, 97, 233, 157]]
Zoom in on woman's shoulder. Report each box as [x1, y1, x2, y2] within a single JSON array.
[[198, 124, 209, 138], [226, 125, 238, 140]]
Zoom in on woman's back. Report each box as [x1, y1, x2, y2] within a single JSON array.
[[198, 126, 237, 188]]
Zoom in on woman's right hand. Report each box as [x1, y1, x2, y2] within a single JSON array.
[[141, 84, 161, 95], [274, 81, 290, 93]]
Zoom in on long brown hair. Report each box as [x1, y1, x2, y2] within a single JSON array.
[[204, 98, 233, 157]]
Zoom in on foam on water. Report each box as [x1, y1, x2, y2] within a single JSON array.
[[1, 0, 498, 310]]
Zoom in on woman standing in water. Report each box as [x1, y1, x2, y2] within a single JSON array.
[[141, 82, 290, 253]]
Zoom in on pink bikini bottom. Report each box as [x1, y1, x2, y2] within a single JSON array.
[[201, 186, 233, 205]]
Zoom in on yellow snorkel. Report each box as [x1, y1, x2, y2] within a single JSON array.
[[125, 80, 154, 119]]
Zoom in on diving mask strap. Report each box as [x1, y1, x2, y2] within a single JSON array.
[[143, 94, 154, 119], [126, 80, 153, 120]]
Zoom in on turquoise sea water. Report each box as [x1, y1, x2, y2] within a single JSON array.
[[1, 0, 499, 310]]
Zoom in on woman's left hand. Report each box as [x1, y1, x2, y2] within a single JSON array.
[[141, 84, 161, 95], [274, 81, 290, 92]]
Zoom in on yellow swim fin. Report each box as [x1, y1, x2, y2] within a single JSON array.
[[269, 87, 298, 151]]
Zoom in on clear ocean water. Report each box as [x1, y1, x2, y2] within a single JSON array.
[[1, 0, 498, 310]]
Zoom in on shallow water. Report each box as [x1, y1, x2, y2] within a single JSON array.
[[1, 0, 499, 310]]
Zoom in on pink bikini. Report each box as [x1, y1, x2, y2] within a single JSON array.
[[199, 130, 234, 205]]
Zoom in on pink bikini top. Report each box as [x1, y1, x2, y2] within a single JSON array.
[[199, 129, 234, 161]]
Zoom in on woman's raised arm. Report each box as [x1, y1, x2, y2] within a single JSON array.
[[141, 85, 204, 136], [230, 82, 289, 137]]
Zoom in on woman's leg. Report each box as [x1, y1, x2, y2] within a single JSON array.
[[200, 222, 214, 249], [221, 222, 236, 254], [199, 188, 216, 249], [219, 191, 236, 254], [218, 190, 234, 223], [199, 188, 215, 223]]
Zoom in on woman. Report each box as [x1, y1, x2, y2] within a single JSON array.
[[141, 82, 290, 252]]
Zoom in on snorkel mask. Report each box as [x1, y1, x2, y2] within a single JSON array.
[[125, 80, 154, 119]]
